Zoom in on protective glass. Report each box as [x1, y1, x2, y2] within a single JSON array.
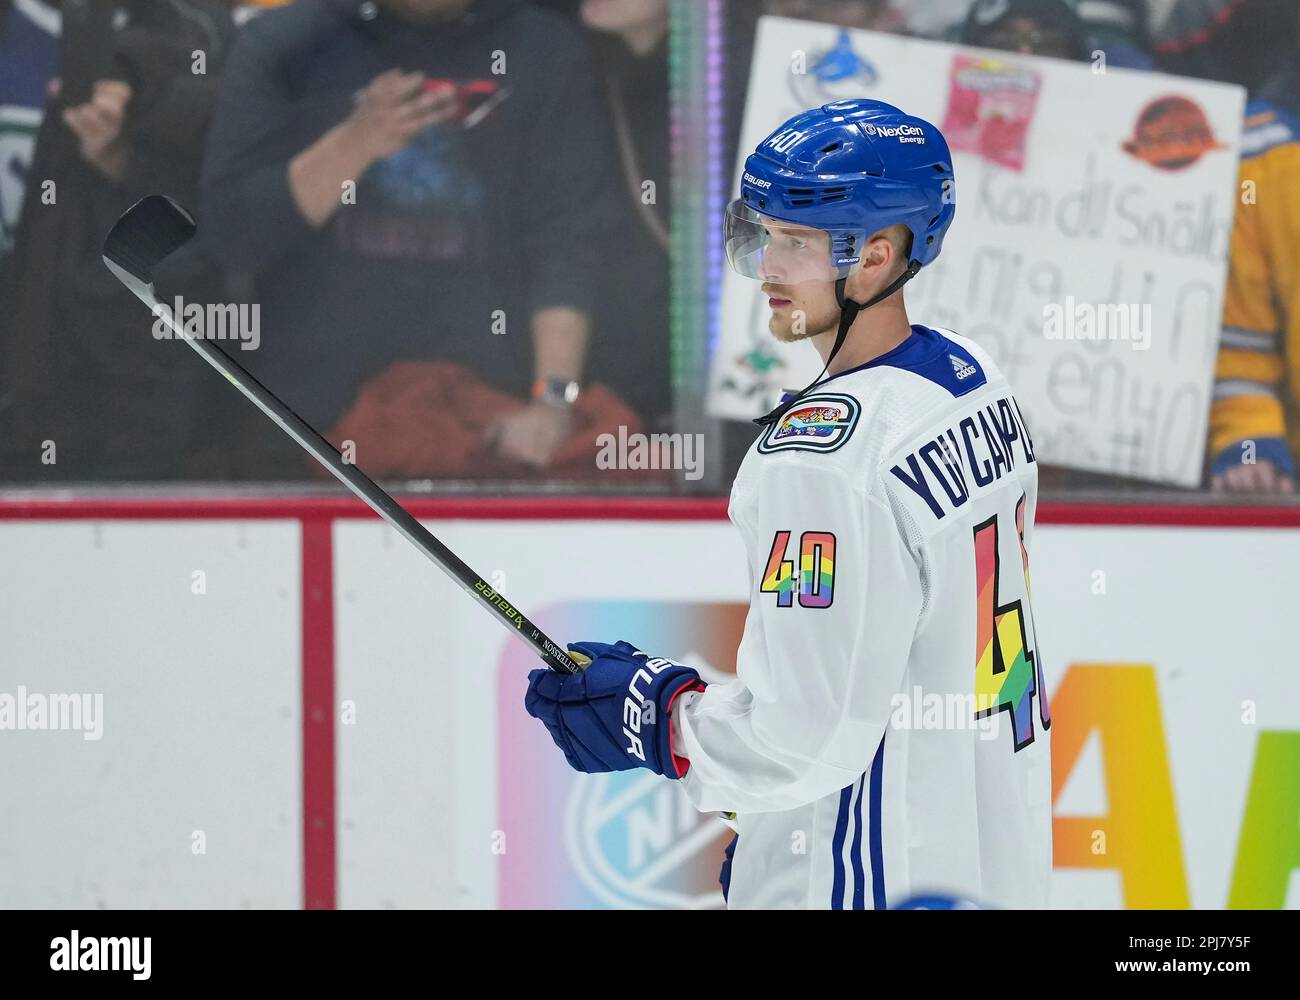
[[724, 200, 860, 285]]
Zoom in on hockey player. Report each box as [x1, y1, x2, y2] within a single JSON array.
[[525, 99, 1052, 909]]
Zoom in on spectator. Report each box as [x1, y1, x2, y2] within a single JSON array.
[[200, 0, 622, 478], [0, 0, 60, 260], [961, 0, 1090, 60], [896, 0, 972, 38], [1154, 0, 1296, 95], [579, 0, 672, 430], [1078, 0, 1153, 69], [1, 0, 241, 482], [763, 0, 907, 32], [966, 1, 1153, 69], [1205, 1, 1300, 494]]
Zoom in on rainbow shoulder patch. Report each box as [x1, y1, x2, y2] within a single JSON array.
[[758, 393, 861, 455]]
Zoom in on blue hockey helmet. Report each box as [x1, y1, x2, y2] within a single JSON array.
[[725, 99, 956, 285], [731, 100, 958, 428]]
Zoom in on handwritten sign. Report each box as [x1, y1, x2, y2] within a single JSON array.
[[709, 19, 1246, 486]]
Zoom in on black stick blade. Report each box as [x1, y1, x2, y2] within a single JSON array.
[[102, 195, 197, 285]]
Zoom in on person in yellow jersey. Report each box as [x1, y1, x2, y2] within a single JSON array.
[[1208, 7, 1300, 495]]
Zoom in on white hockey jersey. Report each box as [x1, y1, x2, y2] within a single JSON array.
[[675, 325, 1053, 909]]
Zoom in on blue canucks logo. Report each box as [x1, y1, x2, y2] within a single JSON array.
[[790, 29, 879, 106]]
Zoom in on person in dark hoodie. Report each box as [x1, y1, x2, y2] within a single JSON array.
[[200, 0, 621, 477], [0, 0, 241, 482]]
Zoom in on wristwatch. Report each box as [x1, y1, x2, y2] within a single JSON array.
[[532, 377, 581, 408]]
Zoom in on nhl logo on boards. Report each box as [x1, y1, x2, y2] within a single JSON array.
[[759, 393, 861, 455], [564, 771, 730, 909]]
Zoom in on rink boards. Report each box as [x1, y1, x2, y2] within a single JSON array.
[[0, 497, 1296, 910]]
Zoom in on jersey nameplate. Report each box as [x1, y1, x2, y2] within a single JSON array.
[[758, 393, 861, 454]]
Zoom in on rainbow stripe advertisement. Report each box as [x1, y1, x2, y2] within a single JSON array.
[[486, 532, 1300, 909], [1051, 664, 1300, 909]]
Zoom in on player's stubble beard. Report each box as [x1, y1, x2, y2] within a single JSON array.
[[763, 283, 840, 345]]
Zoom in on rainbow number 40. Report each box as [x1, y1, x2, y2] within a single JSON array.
[[761, 531, 836, 609], [973, 495, 1049, 752]]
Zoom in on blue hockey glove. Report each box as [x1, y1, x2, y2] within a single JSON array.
[[524, 640, 704, 778]]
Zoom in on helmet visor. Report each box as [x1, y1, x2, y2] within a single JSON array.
[[724, 200, 860, 285]]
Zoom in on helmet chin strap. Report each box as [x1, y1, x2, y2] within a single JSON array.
[[754, 259, 922, 428]]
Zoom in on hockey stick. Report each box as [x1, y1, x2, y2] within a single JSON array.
[[102, 195, 588, 674]]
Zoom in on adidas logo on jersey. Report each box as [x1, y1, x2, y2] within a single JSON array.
[[950, 354, 978, 380]]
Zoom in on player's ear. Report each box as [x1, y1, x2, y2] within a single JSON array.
[[863, 231, 894, 272], [844, 233, 892, 299]]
